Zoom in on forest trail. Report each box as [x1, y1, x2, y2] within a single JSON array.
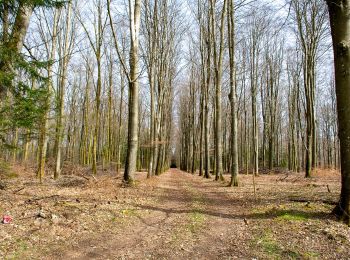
[[57, 169, 252, 259], [1, 167, 349, 259]]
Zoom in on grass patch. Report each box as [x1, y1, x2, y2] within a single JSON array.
[[252, 205, 313, 222], [258, 233, 282, 256], [184, 184, 206, 234], [111, 215, 118, 222], [187, 211, 205, 233], [283, 249, 301, 259], [171, 230, 181, 243], [262, 239, 280, 255], [120, 208, 138, 217], [7, 239, 29, 259], [111, 208, 139, 224], [276, 212, 309, 222], [303, 251, 320, 259], [254, 231, 301, 259]]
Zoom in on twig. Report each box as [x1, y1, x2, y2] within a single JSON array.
[[277, 174, 289, 182], [13, 187, 25, 194], [26, 195, 59, 203], [79, 174, 90, 181]]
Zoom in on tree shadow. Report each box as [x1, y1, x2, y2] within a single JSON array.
[[250, 208, 333, 221], [132, 203, 334, 222]]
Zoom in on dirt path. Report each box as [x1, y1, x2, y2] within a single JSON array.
[[1, 168, 349, 259], [55, 169, 252, 259]]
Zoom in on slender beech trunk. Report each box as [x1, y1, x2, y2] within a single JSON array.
[[92, 48, 102, 175], [210, 0, 227, 181], [228, 0, 238, 186], [79, 66, 90, 165], [54, 2, 72, 179], [107, 55, 114, 165], [124, 0, 141, 183], [117, 65, 125, 175], [204, 10, 211, 179], [37, 8, 60, 182]]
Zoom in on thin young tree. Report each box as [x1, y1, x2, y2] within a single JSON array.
[[53, 1, 73, 179], [227, 0, 238, 186], [210, 0, 227, 181]]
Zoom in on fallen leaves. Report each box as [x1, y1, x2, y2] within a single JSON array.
[[0, 168, 348, 259]]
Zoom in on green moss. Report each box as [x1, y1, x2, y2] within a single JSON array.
[[122, 179, 140, 188]]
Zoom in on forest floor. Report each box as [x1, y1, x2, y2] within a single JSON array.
[[0, 165, 350, 259]]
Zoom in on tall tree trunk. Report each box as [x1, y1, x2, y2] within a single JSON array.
[[117, 65, 125, 175], [327, 0, 350, 225], [228, 0, 238, 186], [37, 8, 60, 182], [124, 0, 141, 183], [54, 2, 72, 179], [210, 0, 227, 181], [204, 14, 211, 179]]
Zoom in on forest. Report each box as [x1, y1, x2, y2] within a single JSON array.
[[0, 0, 350, 259]]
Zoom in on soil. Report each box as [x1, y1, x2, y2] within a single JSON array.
[[0, 167, 349, 259]]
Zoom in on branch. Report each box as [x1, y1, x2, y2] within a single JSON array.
[[107, 0, 131, 82]]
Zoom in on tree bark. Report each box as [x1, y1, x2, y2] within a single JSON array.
[[228, 0, 238, 186], [210, 0, 227, 181], [124, 0, 141, 183], [327, 0, 350, 225], [37, 8, 60, 182], [54, 2, 72, 179]]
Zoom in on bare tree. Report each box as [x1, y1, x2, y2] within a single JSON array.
[[210, 0, 227, 181], [108, 0, 141, 183], [227, 0, 238, 186], [37, 8, 60, 182], [291, 0, 327, 177], [53, 0, 73, 179], [78, 0, 108, 175]]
